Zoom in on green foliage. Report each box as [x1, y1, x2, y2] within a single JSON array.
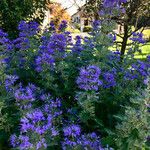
[[74, 23, 81, 30], [114, 85, 150, 150], [76, 91, 99, 122], [83, 26, 92, 32], [85, 0, 102, 19], [0, 64, 20, 149], [0, 0, 46, 38]]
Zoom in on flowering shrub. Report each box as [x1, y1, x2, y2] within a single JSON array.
[[10, 95, 62, 149], [115, 85, 150, 149], [0, 0, 149, 149], [62, 125, 104, 150]]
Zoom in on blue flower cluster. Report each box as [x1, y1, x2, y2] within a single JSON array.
[[72, 36, 84, 53], [103, 72, 116, 88], [13, 21, 39, 51], [35, 32, 68, 72], [125, 58, 150, 83], [48, 33, 67, 53], [0, 29, 13, 53], [77, 65, 118, 91], [59, 20, 67, 31], [10, 80, 105, 150], [77, 65, 102, 91], [13, 36, 30, 50], [130, 32, 146, 44], [100, 0, 127, 16], [49, 21, 56, 31], [77, 56, 149, 91], [11, 91, 62, 150], [108, 50, 121, 62], [10, 109, 49, 149], [18, 21, 39, 37], [14, 83, 36, 109], [35, 51, 55, 72], [62, 124, 104, 150], [103, 0, 127, 7], [5, 75, 19, 92]]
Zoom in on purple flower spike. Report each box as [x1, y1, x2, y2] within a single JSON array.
[[77, 65, 102, 91]]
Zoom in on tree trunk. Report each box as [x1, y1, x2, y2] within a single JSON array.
[[94, 12, 99, 20], [120, 24, 128, 60]]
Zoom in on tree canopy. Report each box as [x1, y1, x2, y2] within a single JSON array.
[[0, 0, 47, 38], [47, 2, 71, 28]]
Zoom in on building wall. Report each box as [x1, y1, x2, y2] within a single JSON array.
[[42, 9, 51, 29], [72, 13, 81, 24], [72, 10, 94, 32]]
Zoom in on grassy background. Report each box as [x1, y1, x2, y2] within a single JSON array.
[[115, 28, 150, 59], [72, 28, 150, 59], [135, 43, 150, 59]]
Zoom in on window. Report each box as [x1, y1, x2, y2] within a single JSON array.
[[84, 19, 88, 26]]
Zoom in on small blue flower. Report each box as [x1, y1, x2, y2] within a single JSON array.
[[59, 20, 67, 31], [77, 65, 102, 91], [130, 32, 146, 44], [5, 75, 19, 92], [103, 72, 116, 88]]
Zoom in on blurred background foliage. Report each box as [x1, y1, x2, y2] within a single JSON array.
[[0, 0, 47, 39]]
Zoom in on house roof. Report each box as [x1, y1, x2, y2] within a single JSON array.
[[64, 0, 85, 16], [71, 4, 86, 17], [47, 0, 86, 16]]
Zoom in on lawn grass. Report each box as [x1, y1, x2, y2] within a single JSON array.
[[141, 29, 150, 39], [115, 29, 150, 59], [134, 43, 150, 59]]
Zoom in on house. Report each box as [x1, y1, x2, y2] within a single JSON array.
[[71, 4, 94, 32], [71, 3, 125, 33]]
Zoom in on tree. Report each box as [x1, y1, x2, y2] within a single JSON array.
[[85, 0, 102, 20], [84, 0, 150, 58], [0, 0, 47, 39], [115, 0, 150, 58], [47, 2, 71, 28]]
